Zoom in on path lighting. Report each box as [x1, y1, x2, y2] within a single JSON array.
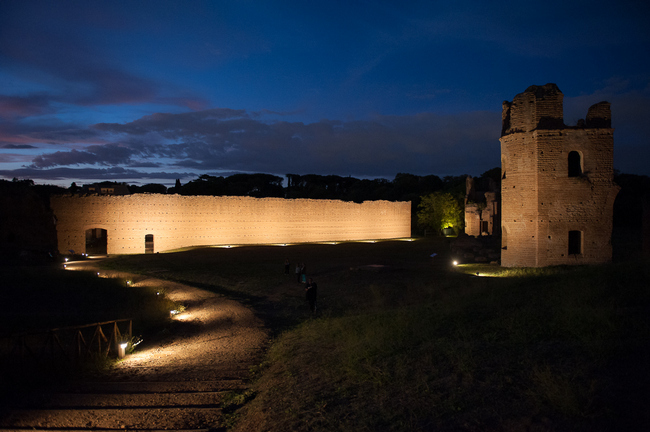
[[453, 261, 458, 266], [118, 342, 128, 359], [64, 258, 69, 262], [170, 309, 179, 316]]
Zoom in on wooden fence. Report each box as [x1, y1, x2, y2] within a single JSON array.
[[1, 319, 133, 369]]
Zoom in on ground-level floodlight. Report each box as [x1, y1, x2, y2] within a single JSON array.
[[452, 260, 458, 266], [118, 342, 128, 359]]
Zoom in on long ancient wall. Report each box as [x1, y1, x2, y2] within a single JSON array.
[[50, 194, 411, 255]]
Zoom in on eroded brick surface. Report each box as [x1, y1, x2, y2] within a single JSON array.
[[50, 195, 411, 254], [500, 84, 619, 267]]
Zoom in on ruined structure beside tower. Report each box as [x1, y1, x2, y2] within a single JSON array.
[[500, 84, 619, 267]]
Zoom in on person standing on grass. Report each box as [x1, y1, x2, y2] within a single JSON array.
[[300, 263, 307, 283], [295, 263, 301, 282], [305, 278, 318, 313], [284, 258, 290, 275]]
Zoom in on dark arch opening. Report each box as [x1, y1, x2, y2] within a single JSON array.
[[568, 151, 582, 177], [86, 228, 107, 255], [145, 234, 154, 254]]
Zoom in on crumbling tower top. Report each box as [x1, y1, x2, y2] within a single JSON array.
[[501, 83, 564, 136], [501, 83, 612, 136]]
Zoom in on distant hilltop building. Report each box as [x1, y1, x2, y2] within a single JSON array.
[[82, 182, 130, 195], [500, 83, 619, 267]]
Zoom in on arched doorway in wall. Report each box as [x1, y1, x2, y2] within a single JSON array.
[[145, 234, 154, 254], [85, 228, 107, 255], [568, 151, 583, 177]]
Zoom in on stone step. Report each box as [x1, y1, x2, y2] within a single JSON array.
[[0, 430, 211, 432], [0, 379, 249, 431], [0, 406, 223, 430], [9, 390, 228, 409], [59, 378, 247, 393]]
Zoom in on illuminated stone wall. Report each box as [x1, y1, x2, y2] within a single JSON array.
[[51, 195, 411, 254], [500, 84, 619, 267]]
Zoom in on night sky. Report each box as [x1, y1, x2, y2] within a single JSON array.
[[1, 1, 649, 187]]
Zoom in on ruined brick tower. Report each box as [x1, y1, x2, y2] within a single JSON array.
[[500, 84, 619, 267]]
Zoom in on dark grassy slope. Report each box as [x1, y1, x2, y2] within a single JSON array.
[[0, 266, 180, 406], [1, 267, 177, 334], [102, 239, 649, 431]]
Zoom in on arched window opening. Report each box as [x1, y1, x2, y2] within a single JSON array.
[[568, 230, 582, 255], [568, 151, 582, 177], [86, 228, 107, 255], [145, 234, 154, 254]]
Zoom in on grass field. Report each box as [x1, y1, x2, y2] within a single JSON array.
[[98, 238, 650, 431]]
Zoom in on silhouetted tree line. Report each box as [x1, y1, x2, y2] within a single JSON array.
[[168, 173, 284, 198], [0, 178, 59, 262], [100, 172, 471, 204]]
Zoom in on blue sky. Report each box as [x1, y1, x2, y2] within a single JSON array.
[[1, 0, 649, 187]]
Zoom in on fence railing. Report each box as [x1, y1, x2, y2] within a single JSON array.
[[1, 319, 132, 368]]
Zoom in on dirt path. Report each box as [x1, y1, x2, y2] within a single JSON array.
[[0, 260, 268, 431]]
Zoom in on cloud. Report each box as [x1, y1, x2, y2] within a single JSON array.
[[2, 144, 37, 149], [0, 166, 195, 183], [0, 94, 55, 119], [22, 108, 501, 179], [0, 11, 209, 111], [0, 120, 106, 147], [30, 144, 139, 168]]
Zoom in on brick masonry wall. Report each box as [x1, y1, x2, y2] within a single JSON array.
[[500, 84, 619, 267], [465, 198, 498, 237], [51, 195, 411, 255], [501, 132, 541, 266], [464, 205, 482, 237]]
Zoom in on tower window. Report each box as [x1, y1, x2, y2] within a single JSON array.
[[568, 151, 582, 177], [568, 230, 582, 255]]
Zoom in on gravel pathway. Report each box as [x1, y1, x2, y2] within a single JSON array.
[[0, 260, 268, 431]]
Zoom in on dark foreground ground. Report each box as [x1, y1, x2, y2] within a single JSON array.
[[2, 237, 649, 431], [100, 238, 650, 432]]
